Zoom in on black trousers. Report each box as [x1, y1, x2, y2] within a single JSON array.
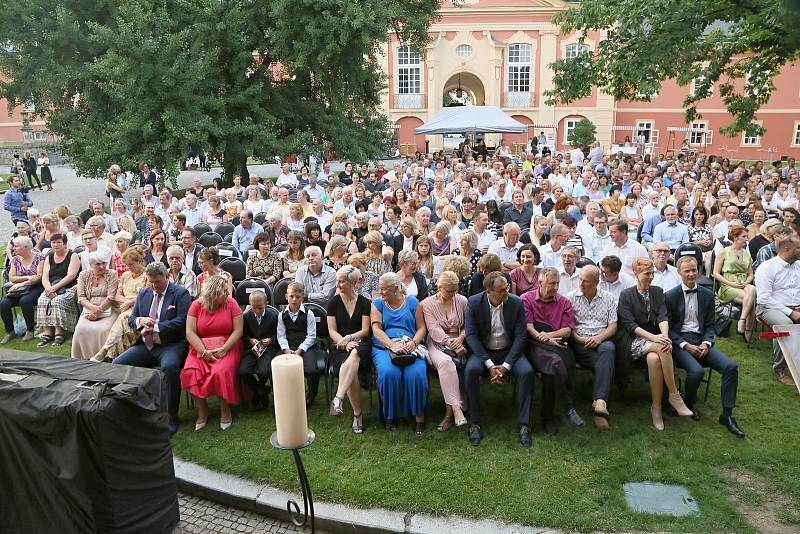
[[25, 171, 41, 190], [526, 342, 574, 419], [237, 348, 276, 396], [672, 332, 738, 409], [465, 350, 534, 427]]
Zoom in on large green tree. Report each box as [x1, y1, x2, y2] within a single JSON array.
[[0, 0, 438, 184], [544, 0, 800, 138]]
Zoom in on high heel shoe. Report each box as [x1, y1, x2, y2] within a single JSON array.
[[220, 419, 232, 431], [195, 419, 208, 432], [454, 415, 468, 428], [329, 396, 344, 416], [651, 405, 664, 431], [668, 393, 694, 417]]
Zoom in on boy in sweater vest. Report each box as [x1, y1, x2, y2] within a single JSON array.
[[276, 282, 320, 406]]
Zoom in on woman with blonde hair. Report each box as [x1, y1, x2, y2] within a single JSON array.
[[92, 248, 148, 361], [397, 249, 429, 300], [64, 215, 84, 251], [616, 257, 693, 430], [347, 253, 380, 300], [286, 203, 306, 232], [53, 205, 71, 232], [181, 275, 244, 431], [327, 265, 372, 433], [428, 220, 452, 257], [363, 231, 390, 276], [421, 271, 468, 431]]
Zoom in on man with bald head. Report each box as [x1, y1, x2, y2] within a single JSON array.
[[567, 265, 618, 429], [488, 222, 522, 271]]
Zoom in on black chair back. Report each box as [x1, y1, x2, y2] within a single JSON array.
[[199, 232, 222, 248], [192, 223, 212, 237], [272, 277, 292, 307], [219, 257, 247, 285], [234, 277, 273, 307], [254, 212, 267, 226], [215, 222, 235, 238], [216, 242, 239, 259], [230, 215, 241, 227], [304, 302, 329, 338], [576, 256, 595, 268], [222, 232, 234, 244]]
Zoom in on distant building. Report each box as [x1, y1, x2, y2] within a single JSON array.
[[379, 0, 800, 159]]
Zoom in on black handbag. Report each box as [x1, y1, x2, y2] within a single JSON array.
[[389, 350, 416, 367]]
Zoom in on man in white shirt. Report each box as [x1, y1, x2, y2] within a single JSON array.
[[275, 163, 298, 187], [712, 205, 741, 240], [91, 201, 118, 233], [539, 223, 569, 269], [650, 242, 681, 292], [652, 206, 689, 251], [303, 174, 326, 200], [641, 190, 664, 220], [585, 212, 612, 264], [557, 246, 580, 296], [471, 211, 498, 252], [576, 202, 600, 242], [293, 247, 337, 306], [310, 199, 332, 229], [570, 146, 585, 169], [181, 193, 205, 227], [602, 220, 649, 276], [488, 222, 522, 271], [317, 162, 334, 183], [598, 255, 635, 303], [332, 186, 356, 216], [754, 234, 800, 386]]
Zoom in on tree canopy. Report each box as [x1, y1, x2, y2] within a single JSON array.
[[544, 0, 800, 138], [0, 0, 438, 184]]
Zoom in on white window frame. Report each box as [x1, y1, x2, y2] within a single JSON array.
[[689, 121, 708, 145], [507, 44, 531, 93], [455, 44, 472, 58], [792, 121, 800, 147], [564, 118, 580, 144], [565, 43, 589, 60], [690, 76, 713, 98], [636, 120, 654, 143], [33, 131, 46, 141], [397, 45, 421, 95], [741, 122, 761, 147]]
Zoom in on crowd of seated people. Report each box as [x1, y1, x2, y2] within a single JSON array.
[[4, 152, 800, 442]]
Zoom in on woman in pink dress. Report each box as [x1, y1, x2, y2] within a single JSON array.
[[420, 271, 468, 431], [181, 275, 244, 431], [509, 244, 541, 296]]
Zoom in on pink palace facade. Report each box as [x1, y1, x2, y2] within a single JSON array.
[[379, 0, 800, 159]]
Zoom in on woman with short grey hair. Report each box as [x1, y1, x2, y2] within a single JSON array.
[[71, 250, 120, 359], [0, 236, 44, 343]]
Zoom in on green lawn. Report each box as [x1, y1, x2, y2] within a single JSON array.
[[2, 324, 797, 532]]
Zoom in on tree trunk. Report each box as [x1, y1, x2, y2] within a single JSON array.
[[222, 141, 249, 187]]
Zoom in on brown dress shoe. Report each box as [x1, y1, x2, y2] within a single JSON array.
[[593, 415, 610, 430]]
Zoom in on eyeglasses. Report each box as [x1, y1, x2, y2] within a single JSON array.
[[653, 249, 670, 254]]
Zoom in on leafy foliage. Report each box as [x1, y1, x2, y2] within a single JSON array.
[[570, 118, 596, 147], [544, 0, 800, 138], [0, 0, 439, 184]]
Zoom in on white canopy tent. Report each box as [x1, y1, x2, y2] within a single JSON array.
[[414, 105, 528, 135]]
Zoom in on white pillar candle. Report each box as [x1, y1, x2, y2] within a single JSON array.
[[271, 354, 309, 448]]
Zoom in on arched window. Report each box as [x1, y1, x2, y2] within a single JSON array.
[[455, 44, 473, 58]]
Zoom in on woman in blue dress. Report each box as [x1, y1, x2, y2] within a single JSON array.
[[370, 272, 428, 435]]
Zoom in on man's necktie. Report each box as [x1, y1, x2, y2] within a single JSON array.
[[144, 292, 162, 350]]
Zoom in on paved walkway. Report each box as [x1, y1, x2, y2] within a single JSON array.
[[175, 492, 319, 534]]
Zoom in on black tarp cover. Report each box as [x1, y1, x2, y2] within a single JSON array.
[[0, 352, 179, 534]]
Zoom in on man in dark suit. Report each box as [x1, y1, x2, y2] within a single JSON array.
[[464, 271, 534, 447], [391, 217, 419, 269], [115, 262, 193, 435], [181, 228, 204, 276], [237, 290, 280, 408], [665, 256, 744, 437]]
